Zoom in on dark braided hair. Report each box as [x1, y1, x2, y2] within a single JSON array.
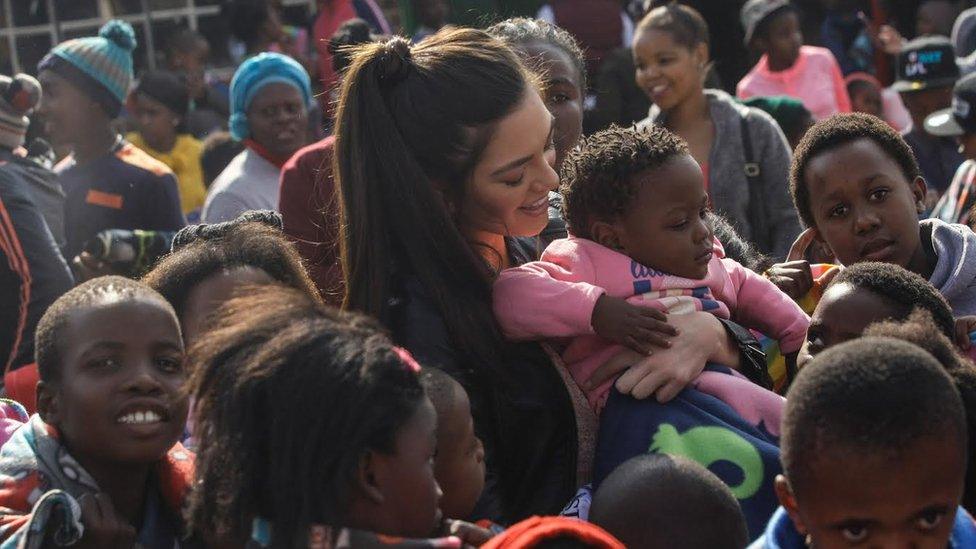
[[186, 284, 426, 547], [142, 211, 319, 319], [560, 124, 689, 239], [487, 18, 587, 92]]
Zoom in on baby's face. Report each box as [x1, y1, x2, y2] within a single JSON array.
[[611, 155, 713, 280], [787, 436, 964, 548]]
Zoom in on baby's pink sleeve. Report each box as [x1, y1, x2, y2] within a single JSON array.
[[727, 260, 810, 353], [493, 254, 606, 340]]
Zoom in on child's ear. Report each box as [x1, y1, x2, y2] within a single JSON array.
[[911, 176, 928, 213], [591, 221, 624, 252], [694, 42, 709, 72], [774, 475, 808, 536], [35, 381, 60, 426], [355, 451, 385, 505]]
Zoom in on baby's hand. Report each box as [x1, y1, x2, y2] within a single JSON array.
[[765, 228, 822, 300], [443, 520, 494, 547], [74, 493, 136, 549], [955, 316, 976, 352], [591, 294, 678, 355]]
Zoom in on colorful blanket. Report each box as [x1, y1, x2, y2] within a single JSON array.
[[592, 366, 784, 540], [0, 414, 194, 548]]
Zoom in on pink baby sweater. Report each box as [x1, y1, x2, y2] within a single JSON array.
[[736, 46, 851, 120], [493, 237, 809, 411]]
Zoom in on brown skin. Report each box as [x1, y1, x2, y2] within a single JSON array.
[[633, 28, 714, 169], [166, 37, 210, 101], [756, 10, 803, 72], [518, 42, 584, 170], [805, 138, 933, 278], [901, 87, 953, 131], [849, 82, 883, 119], [797, 282, 903, 369], [414, 0, 449, 30], [776, 435, 965, 547], [430, 378, 486, 520], [246, 82, 309, 159], [36, 70, 118, 164], [36, 298, 188, 543], [129, 92, 180, 152], [346, 397, 443, 538], [592, 154, 713, 280], [179, 266, 276, 346]]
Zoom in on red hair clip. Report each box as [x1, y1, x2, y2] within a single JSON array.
[[393, 346, 422, 374]]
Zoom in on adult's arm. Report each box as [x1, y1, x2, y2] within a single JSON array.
[[0, 170, 73, 373]]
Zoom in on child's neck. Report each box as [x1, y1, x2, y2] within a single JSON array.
[[79, 453, 153, 526], [145, 132, 177, 154], [906, 228, 937, 281], [73, 125, 119, 165]]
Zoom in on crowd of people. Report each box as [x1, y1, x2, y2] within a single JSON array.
[[4, 0, 976, 547]]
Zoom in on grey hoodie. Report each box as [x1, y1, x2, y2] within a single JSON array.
[[638, 89, 801, 260], [925, 218, 976, 316]]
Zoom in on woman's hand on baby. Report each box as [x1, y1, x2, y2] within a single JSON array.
[[590, 294, 678, 355], [586, 312, 731, 403], [74, 493, 136, 549]]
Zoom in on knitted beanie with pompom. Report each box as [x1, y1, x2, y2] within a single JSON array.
[[37, 20, 136, 118], [0, 73, 41, 150]]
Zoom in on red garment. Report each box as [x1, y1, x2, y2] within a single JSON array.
[[278, 137, 342, 305], [550, 0, 623, 86], [481, 516, 624, 549], [244, 138, 291, 169], [314, 0, 358, 103]]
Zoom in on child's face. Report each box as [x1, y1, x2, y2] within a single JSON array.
[[37, 70, 106, 147], [633, 29, 708, 112], [170, 40, 210, 99], [180, 266, 275, 346], [39, 299, 188, 466], [130, 92, 180, 150], [798, 282, 902, 369], [596, 154, 712, 279], [519, 42, 584, 171], [365, 396, 443, 537], [850, 84, 883, 118], [416, 0, 449, 28], [247, 82, 308, 159], [760, 11, 803, 68], [804, 138, 928, 273], [779, 435, 965, 548], [433, 382, 485, 520], [901, 87, 953, 130]]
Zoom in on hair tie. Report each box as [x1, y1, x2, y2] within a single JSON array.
[[393, 346, 422, 374], [378, 37, 413, 86]]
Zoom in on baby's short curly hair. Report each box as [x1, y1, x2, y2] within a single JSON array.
[[560, 124, 689, 239]]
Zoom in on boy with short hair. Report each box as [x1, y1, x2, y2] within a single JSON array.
[[751, 337, 976, 547], [788, 112, 976, 317], [0, 276, 195, 547], [589, 454, 748, 549], [37, 20, 185, 263]]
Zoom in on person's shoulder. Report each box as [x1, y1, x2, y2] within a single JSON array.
[[800, 45, 836, 61], [285, 136, 335, 173], [115, 142, 175, 180]]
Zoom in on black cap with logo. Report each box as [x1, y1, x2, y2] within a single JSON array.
[[924, 72, 976, 137], [893, 36, 959, 93]]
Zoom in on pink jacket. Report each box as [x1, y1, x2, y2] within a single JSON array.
[[737, 46, 851, 120], [493, 237, 809, 411]]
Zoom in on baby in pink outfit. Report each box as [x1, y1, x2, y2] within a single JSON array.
[[493, 125, 808, 411]]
